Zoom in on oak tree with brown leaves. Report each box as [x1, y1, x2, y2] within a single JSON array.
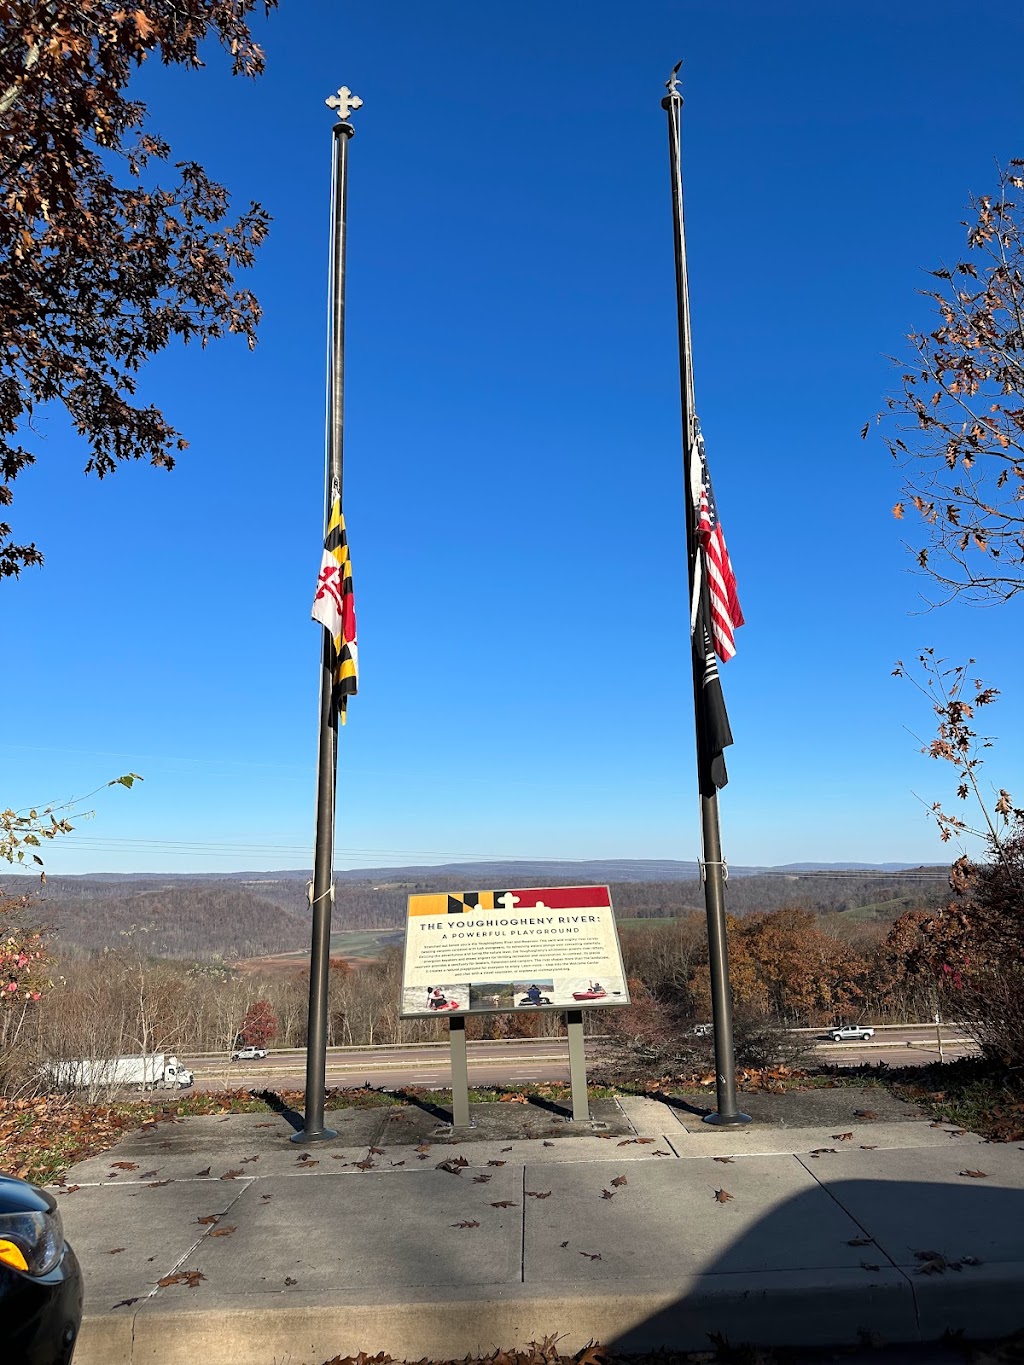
[[879, 160, 1024, 605], [0, 1, 275, 580]]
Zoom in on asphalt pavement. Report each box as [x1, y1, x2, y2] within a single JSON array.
[[186, 1028, 979, 1091], [56, 1083, 1022, 1365]]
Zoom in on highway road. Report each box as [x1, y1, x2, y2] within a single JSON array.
[[185, 1024, 978, 1092]]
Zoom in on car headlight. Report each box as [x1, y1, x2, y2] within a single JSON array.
[[0, 1206, 65, 1276]]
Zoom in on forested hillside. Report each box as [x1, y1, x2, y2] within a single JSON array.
[[24, 866, 950, 960]]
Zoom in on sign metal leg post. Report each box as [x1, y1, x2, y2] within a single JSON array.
[[449, 1016, 471, 1128], [566, 1009, 590, 1123]]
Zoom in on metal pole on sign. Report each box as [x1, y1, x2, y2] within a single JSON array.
[[449, 1017, 472, 1129], [566, 1010, 590, 1122]]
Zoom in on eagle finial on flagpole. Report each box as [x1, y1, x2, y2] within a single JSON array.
[[665, 60, 683, 100], [325, 86, 363, 121]]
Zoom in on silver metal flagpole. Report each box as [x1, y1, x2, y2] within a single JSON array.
[[293, 84, 362, 1144], [662, 65, 750, 1128]]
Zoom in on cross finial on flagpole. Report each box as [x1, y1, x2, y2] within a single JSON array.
[[665, 60, 682, 98], [326, 86, 363, 120]]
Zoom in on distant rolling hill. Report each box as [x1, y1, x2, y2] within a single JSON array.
[[19, 858, 950, 962]]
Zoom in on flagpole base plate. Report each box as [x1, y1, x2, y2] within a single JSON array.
[[702, 1111, 753, 1128], [289, 1126, 338, 1145]]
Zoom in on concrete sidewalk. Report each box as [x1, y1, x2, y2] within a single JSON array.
[[54, 1094, 1024, 1365]]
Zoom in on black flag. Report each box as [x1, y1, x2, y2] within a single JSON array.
[[692, 592, 734, 791]]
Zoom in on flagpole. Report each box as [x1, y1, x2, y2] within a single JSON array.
[[293, 86, 361, 1144], [662, 67, 750, 1128]]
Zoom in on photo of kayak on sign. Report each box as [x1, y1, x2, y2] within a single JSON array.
[[399, 885, 630, 1018]]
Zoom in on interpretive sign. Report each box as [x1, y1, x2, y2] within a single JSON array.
[[399, 885, 630, 1018]]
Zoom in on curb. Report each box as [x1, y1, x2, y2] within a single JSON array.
[[75, 1264, 1024, 1365]]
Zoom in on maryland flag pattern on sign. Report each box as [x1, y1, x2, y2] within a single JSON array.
[[311, 496, 358, 721]]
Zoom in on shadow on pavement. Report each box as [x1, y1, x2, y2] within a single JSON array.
[[391, 1088, 454, 1125], [250, 1089, 304, 1132], [605, 1178, 1024, 1354]]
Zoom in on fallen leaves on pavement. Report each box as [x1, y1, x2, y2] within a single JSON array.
[[854, 1109, 879, 1120], [831, 1133, 853, 1142], [526, 1190, 552, 1199], [452, 1220, 480, 1228], [713, 1157, 734, 1164], [490, 1201, 517, 1208], [157, 1270, 205, 1288], [196, 1215, 219, 1225], [437, 1156, 469, 1175], [579, 1251, 602, 1261], [220, 1169, 244, 1180], [959, 1169, 988, 1178], [714, 1189, 733, 1203], [609, 1175, 627, 1187], [599, 1189, 615, 1200], [210, 1226, 236, 1237]]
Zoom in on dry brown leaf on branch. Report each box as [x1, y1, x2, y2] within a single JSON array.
[[452, 1220, 480, 1229], [610, 1175, 627, 1187], [714, 1189, 734, 1203], [959, 1169, 988, 1178]]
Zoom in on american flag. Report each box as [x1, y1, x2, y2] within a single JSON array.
[[689, 422, 744, 662]]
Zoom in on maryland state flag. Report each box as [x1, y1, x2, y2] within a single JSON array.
[[311, 495, 358, 722]]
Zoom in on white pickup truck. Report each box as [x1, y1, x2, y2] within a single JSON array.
[[829, 1025, 875, 1042]]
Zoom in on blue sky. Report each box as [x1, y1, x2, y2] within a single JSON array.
[[3, 0, 1023, 876]]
